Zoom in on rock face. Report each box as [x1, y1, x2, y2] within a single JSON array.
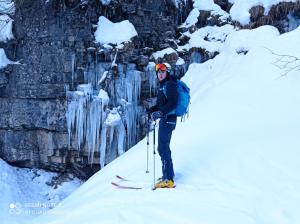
[[0, 0, 191, 179], [245, 2, 300, 32], [0, 0, 299, 179]]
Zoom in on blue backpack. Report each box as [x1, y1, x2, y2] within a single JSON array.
[[162, 80, 190, 117]]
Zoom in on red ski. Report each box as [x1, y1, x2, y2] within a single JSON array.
[[111, 182, 142, 190]]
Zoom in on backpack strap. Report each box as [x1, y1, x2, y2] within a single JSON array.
[[161, 80, 177, 99]]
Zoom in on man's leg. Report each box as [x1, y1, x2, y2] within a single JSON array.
[[158, 120, 175, 180]]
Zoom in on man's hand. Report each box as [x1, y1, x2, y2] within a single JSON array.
[[151, 111, 163, 120]]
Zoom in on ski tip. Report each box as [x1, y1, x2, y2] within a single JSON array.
[[115, 175, 128, 181], [111, 182, 118, 187]]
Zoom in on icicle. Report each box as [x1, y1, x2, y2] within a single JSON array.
[[175, 57, 187, 78], [146, 62, 157, 97], [66, 45, 143, 166], [99, 125, 107, 168], [190, 51, 202, 64], [66, 96, 77, 148], [95, 63, 111, 89], [121, 68, 142, 148], [98, 71, 108, 85], [98, 89, 109, 110], [117, 121, 125, 156], [100, 108, 122, 168], [71, 54, 76, 89], [111, 48, 118, 68], [75, 92, 87, 150], [86, 96, 103, 164], [77, 83, 93, 96]]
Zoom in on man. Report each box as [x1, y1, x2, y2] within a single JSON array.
[[150, 63, 178, 189]]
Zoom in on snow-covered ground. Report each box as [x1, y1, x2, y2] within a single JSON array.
[[0, 159, 83, 224], [29, 26, 300, 224]]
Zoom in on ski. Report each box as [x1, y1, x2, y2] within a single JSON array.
[[111, 182, 142, 190], [115, 175, 130, 181]]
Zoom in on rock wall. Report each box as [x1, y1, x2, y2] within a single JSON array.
[[0, 0, 191, 179]]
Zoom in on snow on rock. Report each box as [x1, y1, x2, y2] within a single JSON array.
[[178, 24, 236, 53], [193, 0, 220, 11], [100, 0, 111, 5], [0, 0, 15, 15], [0, 48, 13, 68], [94, 16, 138, 45], [176, 57, 185, 65], [152, 47, 177, 60], [179, 8, 200, 28], [193, 0, 229, 20], [178, 25, 280, 55], [0, 14, 14, 42], [228, 0, 298, 25], [192, 0, 298, 25]]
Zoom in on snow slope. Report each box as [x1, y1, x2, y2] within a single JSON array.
[[32, 26, 300, 224]]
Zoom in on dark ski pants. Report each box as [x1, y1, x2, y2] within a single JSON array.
[[158, 119, 176, 181]]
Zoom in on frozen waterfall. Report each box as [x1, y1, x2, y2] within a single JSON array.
[[66, 60, 143, 167]]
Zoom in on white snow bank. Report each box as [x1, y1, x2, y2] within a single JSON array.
[[31, 26, 300, 224], [224, 25, 280, 54], [0, 159, 82, 224], [94, 16, 138, 45]]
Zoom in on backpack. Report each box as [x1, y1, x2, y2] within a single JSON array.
[[162, 80, 190, 117]]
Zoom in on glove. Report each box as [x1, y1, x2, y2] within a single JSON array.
[[151, 111, 163, 120]]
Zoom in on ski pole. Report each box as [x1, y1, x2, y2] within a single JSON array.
[[146, 115, 150, 173], [153, 120, 156, 188]]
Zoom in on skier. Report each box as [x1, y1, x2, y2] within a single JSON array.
[[150, 63, 178, 189]]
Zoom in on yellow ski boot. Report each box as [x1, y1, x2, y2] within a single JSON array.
[[153, 179, 175, 189]]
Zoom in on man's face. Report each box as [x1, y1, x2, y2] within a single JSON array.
[[157, 69, 167, 81]]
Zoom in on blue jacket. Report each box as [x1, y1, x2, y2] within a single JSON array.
[[152, 75, 178, 123]]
